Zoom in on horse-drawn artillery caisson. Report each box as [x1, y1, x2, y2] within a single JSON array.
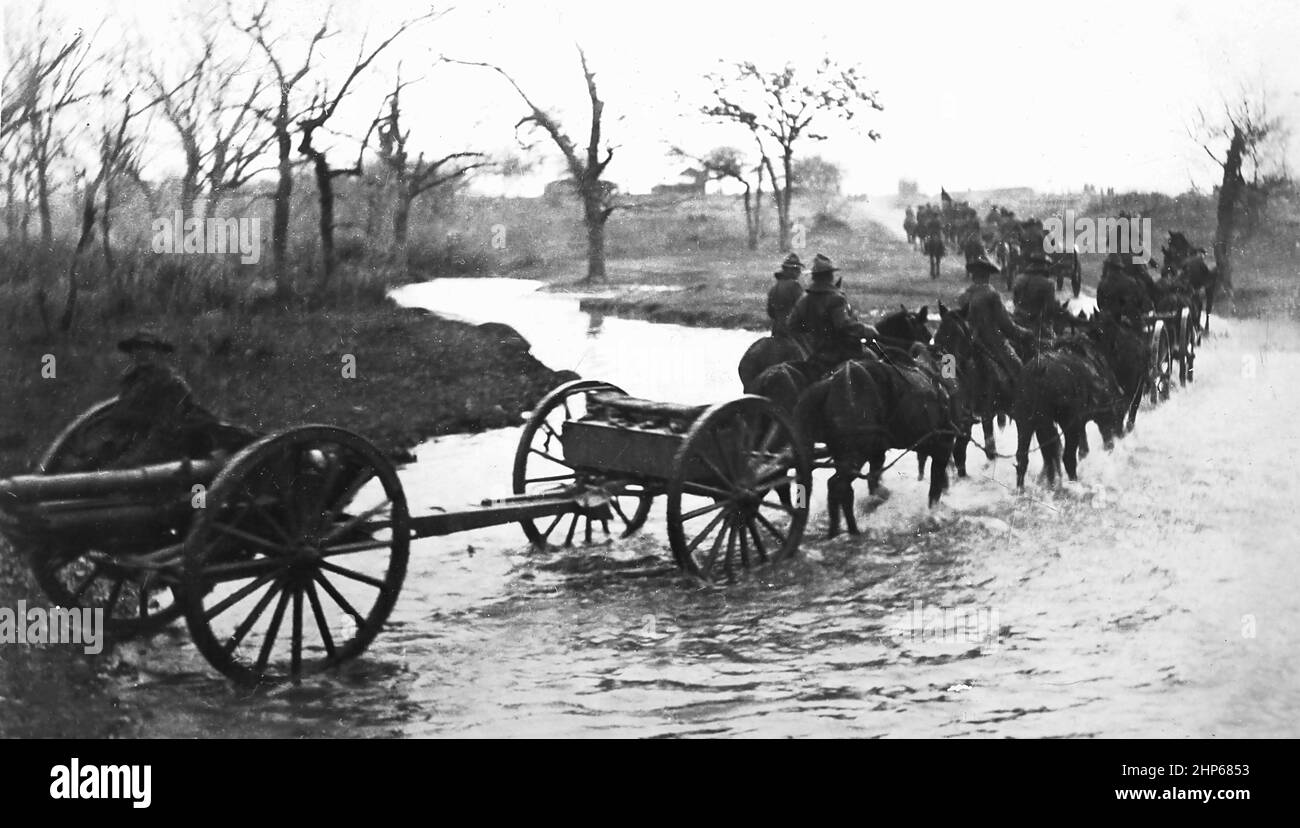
[[0, 381, 811, 686]]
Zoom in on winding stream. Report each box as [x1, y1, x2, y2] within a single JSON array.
[[111, 278, 1299, 738]]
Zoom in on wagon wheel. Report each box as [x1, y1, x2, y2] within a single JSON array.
[[1147, 320, 1173, 405], [26, 397, 185, 638], [513, 379, 654, 546], [179, 426, 409, 687], [1178, 307, 1196, 386], [665, 396, 811, 582]]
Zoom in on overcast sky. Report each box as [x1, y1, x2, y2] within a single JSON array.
[[10, 0, 1300, 197]]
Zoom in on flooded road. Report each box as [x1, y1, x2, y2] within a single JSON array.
[[112, 279, 1299, 737]]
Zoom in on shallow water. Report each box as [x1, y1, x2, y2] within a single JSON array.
[[109, 279, 1300, 738]]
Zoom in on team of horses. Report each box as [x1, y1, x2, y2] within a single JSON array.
[[738, 231, 1218, 537]]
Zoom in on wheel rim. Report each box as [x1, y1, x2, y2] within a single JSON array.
[[666, 397, 810, 582], [512, 380, 654, 546], [180, 427, 409, 687], [27, 398, 185, 637]]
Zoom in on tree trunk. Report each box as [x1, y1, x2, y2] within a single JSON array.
[[62, 182, 99, 331], [204, 188, 223, 224], [100, 175, 115, 272], [742, 184, 757, 251], [1213, 125, 1246, 294], [393, 188, 412, 248], [272, 102, 293, 294], [36, 150, 52, 248], [583, 192, 607, 283], [312, 157, 336, 281], [779, 150, 794, 252]]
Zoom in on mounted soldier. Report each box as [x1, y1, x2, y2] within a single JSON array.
[[787, 254, 878, 368], [1097, 252, 1154, 325], [765, 252, 805, 338], [956, 254, 1034, 391], [1011, 249, 1058, 338]]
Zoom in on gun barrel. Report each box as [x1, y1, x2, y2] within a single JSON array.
[[0, 457, 222, 503]]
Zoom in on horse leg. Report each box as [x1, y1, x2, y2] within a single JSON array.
[[828, 467, 861, 536], [1015, 418, 1032, 490], [928, 445, 952, 507], [916, 453, 927, 481], [1037, 423, 1061, 487], [952, 427, 969, 478], [826, 472, 844, 539], [1063, 425, 1081, 482], [1077, 425, 1090, 459], [982, 417, 997, 461]]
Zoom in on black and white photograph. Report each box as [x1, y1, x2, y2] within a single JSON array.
[[0, 0, 1294, 764]]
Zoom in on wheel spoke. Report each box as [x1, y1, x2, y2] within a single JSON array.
[[538, 513, 564, 543], [709, 428, 737, 485], [319, 538, 397, 557], [291, 586, 304, 679], [755, 512, 789, 547], [524, 472, 576, 486], [316, 559, 387, 590], [254, 587, 292, 677], [738, 526, 750, 568], [305, 580, 337, 660], [700, 515, 732, 575], [313, 572, 364, 627], [747, 518, 769, 563], [529, 447, 572, 468], [221, 575, 285, 655], [305, 447, 347, 536], [321, 500, 391, 546], [204, 569, 282, 621], [685, 504, 731, 555], [105, 577, 126, 617], [758, 496, 798, 516], [563, 513, 579, 546], [680, 498, 728, 522]]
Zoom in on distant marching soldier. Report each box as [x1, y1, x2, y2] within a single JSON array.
[[1011, 249, 1059, 338]]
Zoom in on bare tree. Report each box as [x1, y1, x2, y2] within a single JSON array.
[[295, 12, 434, 280], [672, 145, 764, 250], [232, 0, 333, 292], [1195, 91, 1288, 292], [373, 75, 489, 250], [447, 46, 620, 283], [3, 19, 100, 246], [703, 59, 882, 251]]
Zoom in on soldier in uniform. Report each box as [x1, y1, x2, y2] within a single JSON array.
[[956, 255, 1035, 389], [101, 332, 256, 468], [1097, 252, 1153, 325], [765, 253, 804, 338], [1011, 250, 1058, 338], [786, 254, 878, 368]]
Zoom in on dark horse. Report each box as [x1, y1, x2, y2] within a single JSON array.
[[738, 335, 806, 392], [1161, 231, 1218, 335], [794, 354, 957, 537], [1012, 312, 1147, 488], [923, 233, 945, 279], [932, 303, 1019, 465]]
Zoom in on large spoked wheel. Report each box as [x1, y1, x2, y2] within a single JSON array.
[[1147, 320, 1173, 405], [27, 397, 185, 638], [1178, 307, 1196, 386], [666, 396, 811, 582], [513, 379, 654, 547], [180, 427, 409, 687]]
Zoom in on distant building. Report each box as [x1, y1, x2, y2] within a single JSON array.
[[651, 167, 708, 198]]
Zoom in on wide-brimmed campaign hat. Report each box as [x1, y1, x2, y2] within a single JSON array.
[[967, 254, 1000, 276], [809, 253, 838, 280], [774, 252, 804, 277]]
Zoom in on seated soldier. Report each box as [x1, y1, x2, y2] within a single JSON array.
[[786, 254, 879, 369], [100, 331, 258, 469], [1011, 250, 1058, 337], [957, 254, 1035, 391], [766, 253, 804, 338], [1097, 252, 1154, 325]]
